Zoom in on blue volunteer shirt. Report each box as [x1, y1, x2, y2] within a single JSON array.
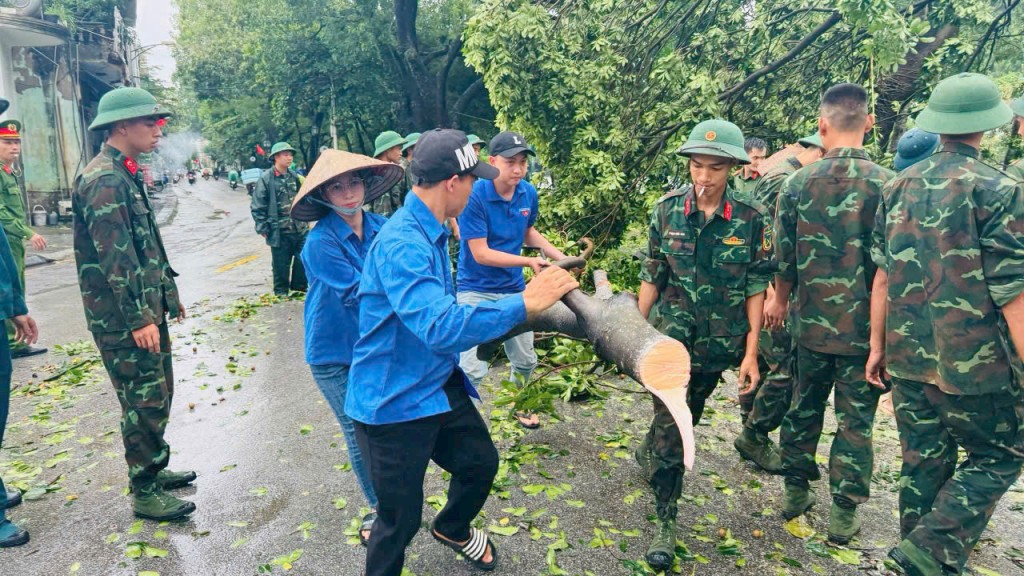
[[456, 179, 539, 293], [301, 210, 386, 366], [346, 193, 528, 425]]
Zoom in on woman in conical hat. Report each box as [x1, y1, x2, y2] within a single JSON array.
[[292, 149, 403, 546]]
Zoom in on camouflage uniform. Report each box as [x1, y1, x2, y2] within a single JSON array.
[[640, 184, 774, 520], [369, 166, 409, 217], [873, 142, 1024, 575], [251, 168, 308, 294], [775, 148, 893, 509], [1006, 158, 1024, 183], [0, 163, 33, 351], [732, 172, 759, 198], [72, 144, 182, 496], [741, 156, 802, 432]]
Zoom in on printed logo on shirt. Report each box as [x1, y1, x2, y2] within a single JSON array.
[[520, 208, 530, 217], [454, 143, 478, 172]]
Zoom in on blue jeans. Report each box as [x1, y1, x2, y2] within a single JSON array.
[[309, 363, 377, 509], [0, 335, 12, 515]]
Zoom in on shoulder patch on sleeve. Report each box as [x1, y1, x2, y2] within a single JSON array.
[[656, 186, 689, 205]]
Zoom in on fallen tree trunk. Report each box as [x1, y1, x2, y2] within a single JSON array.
[[481, 258, 696, 469]]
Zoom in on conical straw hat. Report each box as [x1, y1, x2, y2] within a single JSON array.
[[291, 149, 405, 221]]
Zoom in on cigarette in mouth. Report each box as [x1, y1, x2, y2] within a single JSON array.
[[697, 186, 705, 198]]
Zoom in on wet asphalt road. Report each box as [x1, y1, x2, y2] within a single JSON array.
[[1, 178, 1023, 576]]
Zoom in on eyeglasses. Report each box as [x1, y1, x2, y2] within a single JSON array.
[[324, 178, 364, 194]]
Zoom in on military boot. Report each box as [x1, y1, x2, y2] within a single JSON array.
[[645, 517, 675, 573], [156, 469, 197, 490], [828, 501, 861, 544], [635, 435, 653, 479], [4, 488, 21, 509], [781, 483, 816, 520], [733, 427, 782, 473], [887, 540, 944, 576], [133, 486, 196, 521]]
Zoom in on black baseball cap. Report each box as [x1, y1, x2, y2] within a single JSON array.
[[411, 129, 499, 184], [488, 131, 536, 158]]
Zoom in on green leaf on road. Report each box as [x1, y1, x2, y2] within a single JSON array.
[[488, 524, 520, 536], [299, 425, 313, 436], [333, 497, 348, 510], [230, 538, 249, 549], [784, 516, 815, 539]]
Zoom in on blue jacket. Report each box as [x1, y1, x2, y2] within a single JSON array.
[[346, 193, 526, 425], [301, 210, 386, 366]]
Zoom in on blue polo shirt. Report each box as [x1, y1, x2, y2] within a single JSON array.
[[346, 193, 528, 425], [456, 179, 539, 293], [301, 210, 385, 367]]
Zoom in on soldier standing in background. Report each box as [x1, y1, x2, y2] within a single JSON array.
[[0, 120, 47, 358], [734, 132, 823, 473], [637, 119, 774, 571], [766, 83, 893, 544], [868, 73, 1024, 576], [732, 136, 767, 197], [251, 142, 308, 295], [73, 87, 196, 522], [369, 130, 407, 217]]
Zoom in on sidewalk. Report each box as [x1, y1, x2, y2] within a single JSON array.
[[24, 184, 179, 267]]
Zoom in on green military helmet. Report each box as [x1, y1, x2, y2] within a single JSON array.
[[373, 131, 406, 157], [677, 119, 750, 164], [269, 142, 296, 158], [916, 73, 1013, 135], [1011, 95, 1024, 118], [797, 132, 823, 150], [89, 86, 171, 131], [402, 132, 421, 153], [467, 134, 484, 147]]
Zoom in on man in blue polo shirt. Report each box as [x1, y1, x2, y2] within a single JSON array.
[[346, 129, 578, 576], [457, 131, 567, 428]]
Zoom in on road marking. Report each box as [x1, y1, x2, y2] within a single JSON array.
[[216, 254, 259, 273]]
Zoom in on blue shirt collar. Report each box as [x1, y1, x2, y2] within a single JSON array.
[[484, 179, 523, 203], [407, 192, 449, 244], [324, 209, 382, 242]]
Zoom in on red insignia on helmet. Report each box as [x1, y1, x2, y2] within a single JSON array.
[[723, 201, 733, 221], [705, 131, 717, 141], [124, 157, 138, 176]]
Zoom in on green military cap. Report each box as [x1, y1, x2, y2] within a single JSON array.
[[1011, 96, 1024, 118], [797, 132, 823, 150], [467, 134, 485, 147], [269, 142, 296, 158], [373, 131, 406, 157], [402, 132, 421, 153], [89, 86, 171, 131], [677, 119, 750, 164], [916, 73, 1013, 135], [0, 119, 22, 140]]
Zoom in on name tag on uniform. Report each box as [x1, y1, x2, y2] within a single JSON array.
[[666, 231, 688, 239], [723, 236, 745, 246]]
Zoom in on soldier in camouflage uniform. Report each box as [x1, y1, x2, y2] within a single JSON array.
[[1007, 96, 1024, 182], [765, 83, 892, 544], [731, 136, 767, 197], [0, 119, 47, 358], [251, 141, 308, 295], [867, 73, 1024, 576], [73, 87, 196, 521], [734, 133, 823, 473], [638, 119, 774, 571], [369, 130, 407, 217]]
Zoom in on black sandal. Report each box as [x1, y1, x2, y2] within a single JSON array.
[[431, 525, 498, 571], [359, 511, 376, 547]]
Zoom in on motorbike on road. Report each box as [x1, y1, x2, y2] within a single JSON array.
[[187, 171, 197, 185]]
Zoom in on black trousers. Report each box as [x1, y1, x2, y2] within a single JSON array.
[[270, 231, 307, 295], [354, 373, 499, 576]]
